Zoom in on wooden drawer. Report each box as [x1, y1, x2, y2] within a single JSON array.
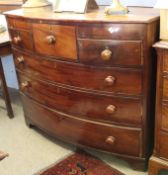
[[158, 132, 168, 159], [163, 76, 168, 99], [18, 74, 142, 127], [10, 29, 34, 51], [78, 39, 142, 66], [33, 23, 77, 60], [163, 50, 168, 72], [161, 103, 168, 131], [13, 50, 142, 96], [22, 94, 142, 157], [77, 24, 145, 40], [7, 17, 31, 30]]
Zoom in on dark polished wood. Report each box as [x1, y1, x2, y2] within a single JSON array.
[[78, 39, 142, 67], [0, 31, 14, 118], [78, 24, 147, 40], [5, 7, 159, 170], [149, 42, 168, 175]]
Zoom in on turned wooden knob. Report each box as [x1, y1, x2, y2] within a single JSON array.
[[101, 48, 112, 61], [104, 76, 116, 86], [21, 81, 29, 91], [105, 136, 115, 145], [46, 35, 56, 44], [13, 36, 21, 44], [106, 105, 116, 114], [17, 56, 24, 63]]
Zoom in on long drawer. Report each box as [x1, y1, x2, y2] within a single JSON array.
[[21, 94, 142, 157], [13, 50, 142, 96], [18, 74, 142, 127]]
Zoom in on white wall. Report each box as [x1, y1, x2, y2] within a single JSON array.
[[48, 0, 157, 7], [96, 0, 157, 6]]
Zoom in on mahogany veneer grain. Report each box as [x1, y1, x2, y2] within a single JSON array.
[[149, 42, 168, 175]]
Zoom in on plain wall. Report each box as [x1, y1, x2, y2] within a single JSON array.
[[96, 0, 157, 6]]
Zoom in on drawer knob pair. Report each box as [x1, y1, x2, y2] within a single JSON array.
[[101, 48, 112, 61], [21, 81, 30, 91], [17, 56, 24, 63], [104, 76, 116, 86], [106, 105, 116, 114], [13, 36, 21, 44], [46, 35, 56, 44], [105, 136, 115, 145]]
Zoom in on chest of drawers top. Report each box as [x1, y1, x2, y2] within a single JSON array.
[[4, 6, 159, 23]]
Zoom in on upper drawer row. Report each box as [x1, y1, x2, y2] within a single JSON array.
[[8, 18, 144, 66]]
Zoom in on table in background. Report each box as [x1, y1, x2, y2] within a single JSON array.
[[0, 30, 14, 118]]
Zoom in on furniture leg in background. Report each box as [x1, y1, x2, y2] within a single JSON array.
[[0, 31, 14, 118]]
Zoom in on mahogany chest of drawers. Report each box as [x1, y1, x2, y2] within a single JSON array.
[[149, 42, 168, 175], [5, 7, 159, 170]]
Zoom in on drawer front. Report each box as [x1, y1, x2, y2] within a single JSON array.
[[22, 94, 142, 157], [163, 76, 168, 99], [18, 74, 142, 127], [7, 17, 31, 30], [161, 103, 168, 131], [77, 24, 145, 40], [14, 51, 142, 95], [158, 132, 168, 159], [78, 39, 142, 66], [10, 29, 34, 51], [163, 50, 168, 72], [33, 23, 77, 60]]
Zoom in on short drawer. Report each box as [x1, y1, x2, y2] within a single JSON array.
[[158, 132, 168, 159], [77, 24, 146, 40], [22, 94, 142, 157], [33, 23, 77, 60], [18, 74, 142, 127], [7, 17, 31, 30], [13, 51, 142, 96], [78, 39, 142, 66], [9, 29, 34, 51]]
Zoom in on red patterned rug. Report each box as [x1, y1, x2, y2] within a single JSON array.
[[37, 151, 125, 175]]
